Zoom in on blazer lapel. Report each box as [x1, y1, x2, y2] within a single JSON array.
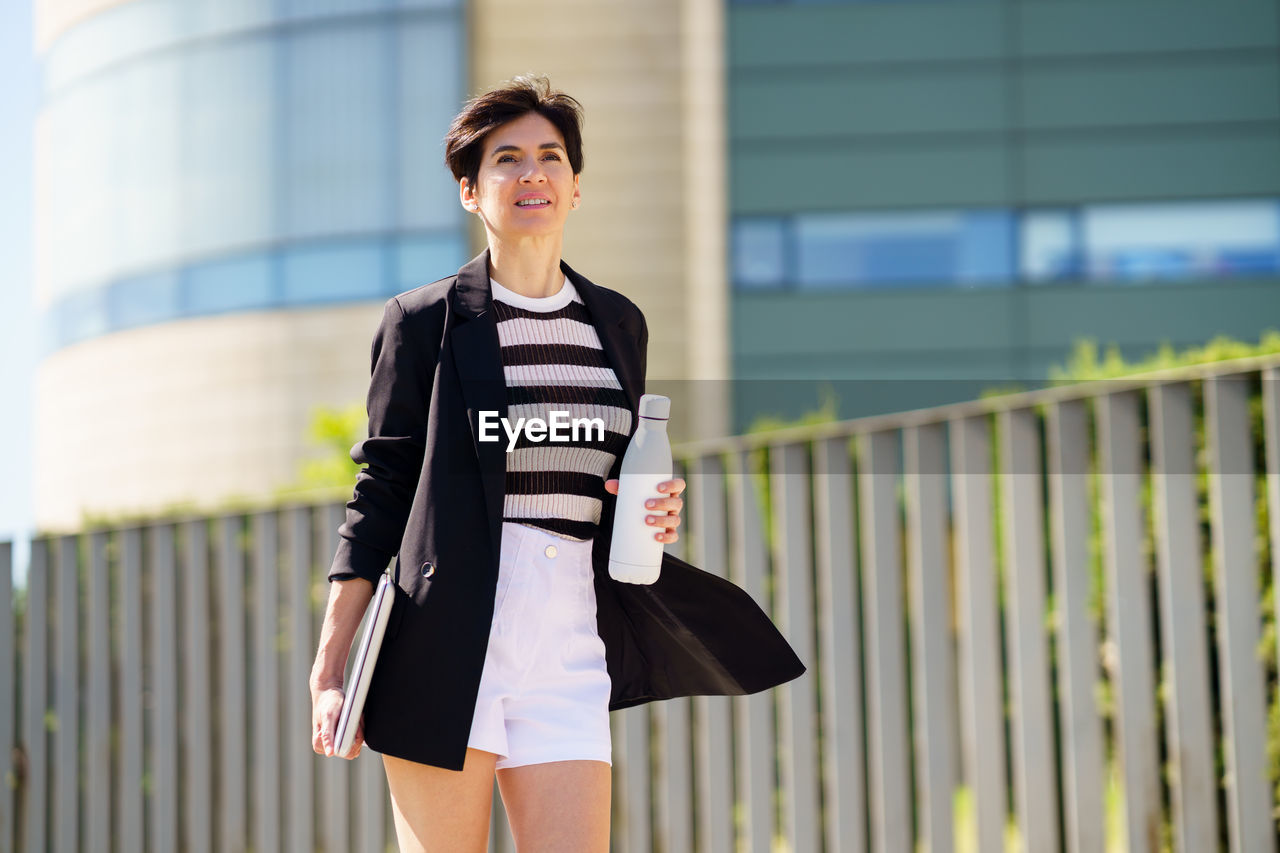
[[449, 249, 646, 557], [450, 250, 508, 554]]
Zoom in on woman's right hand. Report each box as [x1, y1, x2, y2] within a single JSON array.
[[311, 685, 364, 759]]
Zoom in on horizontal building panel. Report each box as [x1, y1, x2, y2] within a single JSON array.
[[732, 68, 1006, 140], [733, 289, 1018, 357], [731, 141, 1011, 214], [730, 3, 1003, 69], [1020, 55, 1280, 130], [1022, 278, 1280, 351], [1021, 125, 1280, 203], [1017, 2, 1278, 58]]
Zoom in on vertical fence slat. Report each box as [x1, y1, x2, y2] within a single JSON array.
[[218, 515, 247, 853], [1204, 376, 1277, 853], [770, 443, 819, 853], [150, 524, 178, 853], [1148, 383, 1220, 852], [119, 525, 145, 850], [859, 429, 911, 853], [119, 528, 145, 853], [86, 532, 111, 853], [1266, 367, 1280, 705], [614, 705, 651, 853], [904, 424, 955, 853], [53, 537, 78, 853], [86, 533, 111, 853], [22, 541, 48, 853], [252, 511, 281, 853], [999, 408, 1061, 853], [950, 414, 1008, 853], [814, 435, 866, 853], [1045, 401, 1106, 853], [357, 744, 388, 852], [287, 508, 315, 853], [691, 454, 734, 853], [318, 504, 351, 853], [182, 519, 212, 853], [490, 776, 516, 853], [655, 692, 693, 852], [658, 510, 694, 853], [728, 449, 776, 853], [1097, 391, 1161, 853], [0, 541, 12, 853]]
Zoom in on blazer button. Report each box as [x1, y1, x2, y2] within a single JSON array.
[[420, 561, 435, 579]]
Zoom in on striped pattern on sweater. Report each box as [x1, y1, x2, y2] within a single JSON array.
[[490, 278, 633, 541]]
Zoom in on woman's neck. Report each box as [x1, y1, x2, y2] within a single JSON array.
[[486, 235, 566, 299]]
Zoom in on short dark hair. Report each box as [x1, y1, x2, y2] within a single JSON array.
[[444, 75, 585, 191]]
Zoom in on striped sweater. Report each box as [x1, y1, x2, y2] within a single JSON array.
[[489, 275, 633, 541]]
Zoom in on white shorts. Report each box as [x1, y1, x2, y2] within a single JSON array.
[[466, 521, 613, 769]]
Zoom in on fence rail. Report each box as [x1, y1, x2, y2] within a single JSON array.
[[6, 356, 1280, 852]]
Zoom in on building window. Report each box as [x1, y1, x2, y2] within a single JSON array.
[[794, 209, 1014, 289], [732, 208, 1015, 290], [731, 218, 788, 289], [42, 232, 466, 353], [735, 198, 1280, 291]]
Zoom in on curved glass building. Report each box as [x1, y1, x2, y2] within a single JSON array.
[[32, 0, 731, 530], [34, 0, 469, 527]]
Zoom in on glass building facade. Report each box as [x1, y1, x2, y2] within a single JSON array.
[[37, 0, 467, 352], [732, 198, 1280, 290]]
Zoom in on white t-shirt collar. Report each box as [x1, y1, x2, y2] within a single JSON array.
[[489, 275, 576, 313]]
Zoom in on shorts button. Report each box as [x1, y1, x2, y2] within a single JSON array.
[[544, 544, 558, 559], [420, 561, 435, 578]]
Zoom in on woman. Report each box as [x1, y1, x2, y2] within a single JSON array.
[[309, 76, 803, 852]]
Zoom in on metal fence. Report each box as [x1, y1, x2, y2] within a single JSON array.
[[5, 355, 1280, 852]]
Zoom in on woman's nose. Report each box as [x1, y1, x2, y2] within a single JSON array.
[[520, 162, 547, 183]]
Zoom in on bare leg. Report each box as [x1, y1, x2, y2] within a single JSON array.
[[383, 748, 500, 853], [496, 759, 611, 852]]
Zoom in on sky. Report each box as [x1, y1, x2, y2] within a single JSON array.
[[0, 0, 39, 581]]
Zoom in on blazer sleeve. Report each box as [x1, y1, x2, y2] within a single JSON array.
[[637, 309, 648, 386], [328, 296, 434, 584]]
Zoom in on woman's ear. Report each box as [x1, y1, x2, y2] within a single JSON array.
[[459, 178, 478, 212]]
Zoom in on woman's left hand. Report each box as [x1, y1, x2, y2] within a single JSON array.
[[604, 477, 686, 544]]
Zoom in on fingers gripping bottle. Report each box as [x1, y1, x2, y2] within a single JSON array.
[[608, 394, 673, 584]]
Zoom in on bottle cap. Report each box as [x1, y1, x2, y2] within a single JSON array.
[[638, 394, 671, 420]]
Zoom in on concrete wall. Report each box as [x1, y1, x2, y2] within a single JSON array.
[[34, 305, 383, 531], [470, 0, 731, 443]]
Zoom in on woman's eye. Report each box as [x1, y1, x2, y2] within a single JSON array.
[[543, 153, 561, 161], [498, 155, 516, 163]]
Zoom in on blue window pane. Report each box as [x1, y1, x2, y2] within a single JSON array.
[[1081, 199, 1280, 284], [57, 289, 110, 346], [398, 19, 466, 231], [281, 241, 386, 304], [396, 233, 468, 292], [957, 210, 1015, 284], [794, 209, 1013, 289], [1020, 209, 1082, 283], [109, 271, 181, 329], [1219, 248, 1280, 275], [282, 25, 391, 238], [732, 218, 786, 288], [185, 254, 274, 314]]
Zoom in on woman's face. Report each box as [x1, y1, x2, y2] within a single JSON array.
[[460, 111, 581, 239]]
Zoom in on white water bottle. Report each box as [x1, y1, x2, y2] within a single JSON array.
[[608, 394, 673, 584]]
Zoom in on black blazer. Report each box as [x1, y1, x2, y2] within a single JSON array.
[[330, 249, 805, 771]]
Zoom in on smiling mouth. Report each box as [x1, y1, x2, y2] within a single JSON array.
[[515, 199, 551, 207]]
